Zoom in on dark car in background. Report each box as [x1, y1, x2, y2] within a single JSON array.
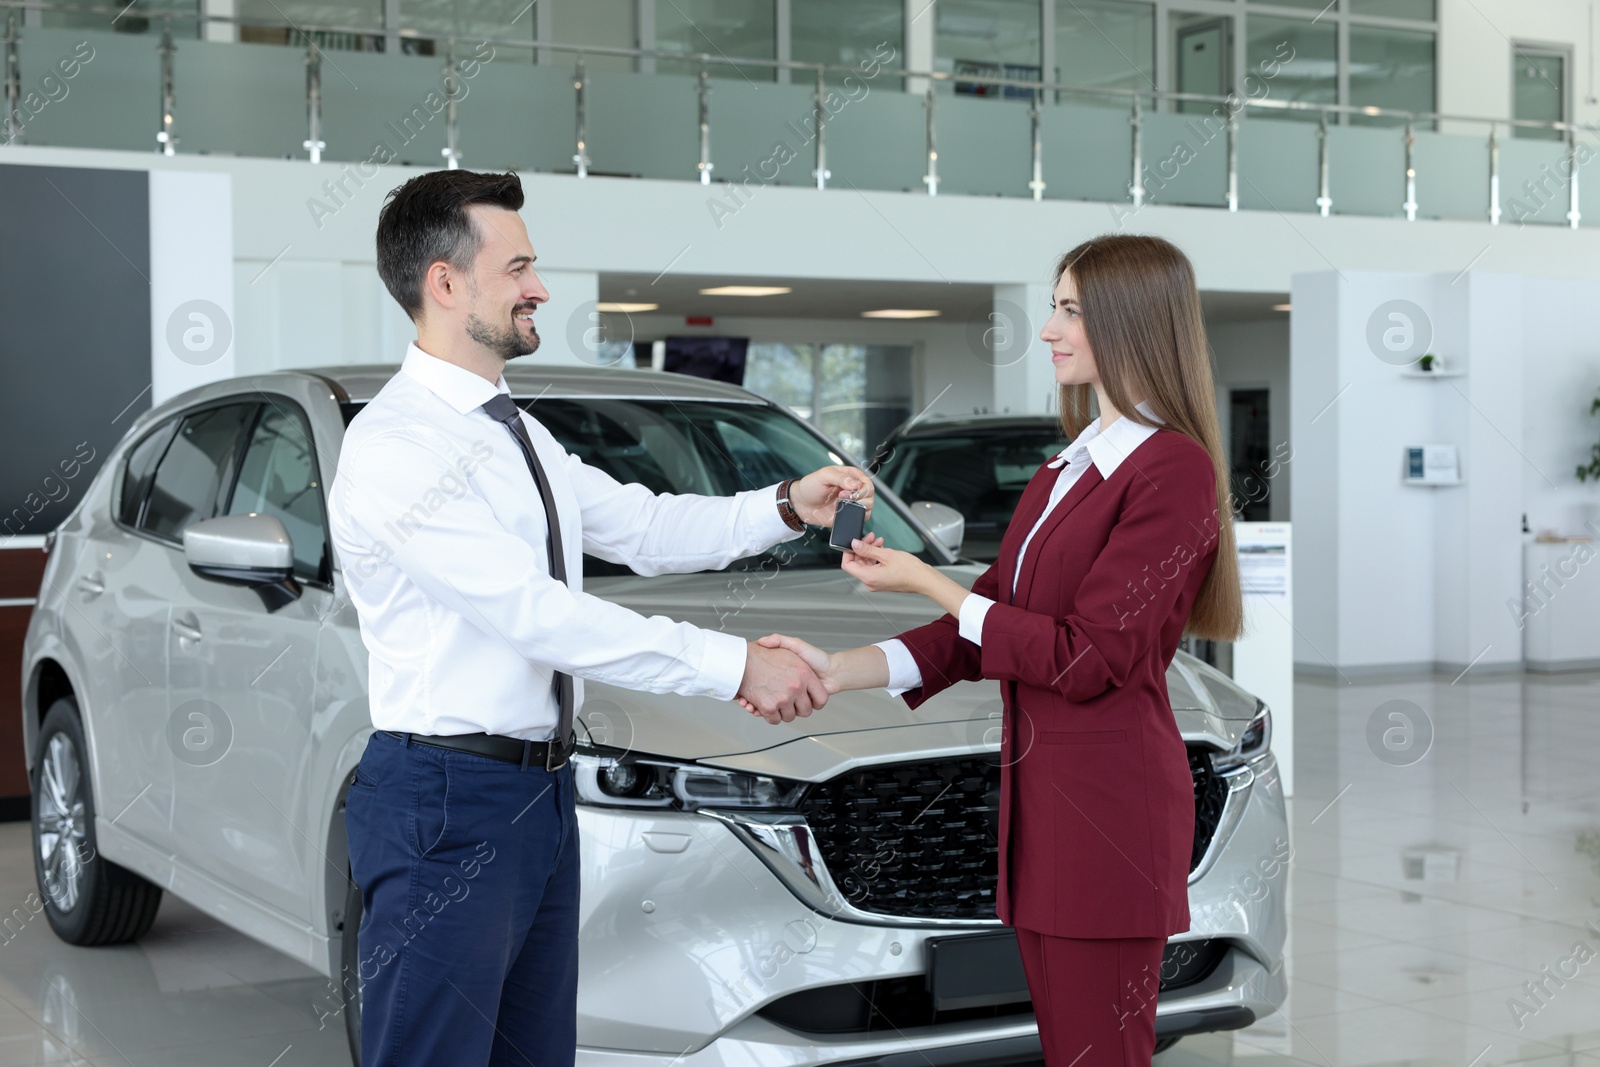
[[872, 415, 1066, 563]]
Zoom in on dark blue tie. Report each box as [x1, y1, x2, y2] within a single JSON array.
[[481, 392, 574, 747]]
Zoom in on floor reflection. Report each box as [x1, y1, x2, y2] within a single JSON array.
[[0, 669, 1596, 1065]]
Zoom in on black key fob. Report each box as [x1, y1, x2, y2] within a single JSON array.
[[829, 498, 868, 551]]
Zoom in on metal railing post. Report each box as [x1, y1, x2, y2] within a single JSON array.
[[1315, 110, 1331, 217], [3, 12, 20, 145], [303, 41, 324, 163], [811, 66, 828, 190], [922, 84, 938, 196], [1402, 120, 1417, 221], [156, 19, 177, 156], [1028, 89, 1045, 201], [441, 40, 460, 169], [572, 55, 589, 178], [1128, 95, 1143, 209], [696, 64, 712, 185], [1225, 108, 1239, 212], [1567, 127, 1581, 229], [1487, 122, 1500, 225]]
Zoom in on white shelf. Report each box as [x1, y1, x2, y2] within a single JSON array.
[[1403, 478, 1464, 486], [1401, 369, 1464, 378]]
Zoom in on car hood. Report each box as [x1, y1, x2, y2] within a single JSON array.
[[577, 566, 1265, 779]]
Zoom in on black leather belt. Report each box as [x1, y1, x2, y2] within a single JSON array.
[[385, 729, 576, 771]]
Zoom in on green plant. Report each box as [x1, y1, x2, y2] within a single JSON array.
[[1419, 353, 1435, 371], [1580, 389, 1600, 482]]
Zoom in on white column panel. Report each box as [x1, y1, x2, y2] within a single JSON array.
[[991, 282, 1057, 416], [150, 170, 235, 405]]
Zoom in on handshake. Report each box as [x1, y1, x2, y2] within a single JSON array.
[[736, 634, 835, 724]]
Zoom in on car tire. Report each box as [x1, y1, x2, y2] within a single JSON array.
[[340, 872, 363, 1066], [1153, 1036, 1180, 1055], [31, 697, 163, 946]]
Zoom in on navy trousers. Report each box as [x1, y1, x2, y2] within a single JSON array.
[[345, 729, 580, 1067]]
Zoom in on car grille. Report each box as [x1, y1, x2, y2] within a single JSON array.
[[797, 749, 1230, 921]]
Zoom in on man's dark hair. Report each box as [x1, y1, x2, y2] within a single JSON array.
[[375, 170, 525, 322]]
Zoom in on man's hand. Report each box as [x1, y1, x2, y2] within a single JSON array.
[[790, 465, 875, 526], [736, 635, 834, 717], [739, 641, 828, 724]]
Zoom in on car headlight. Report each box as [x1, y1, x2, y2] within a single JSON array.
[[572, 747, 807, 812], [1212, 700, 1272, 773]]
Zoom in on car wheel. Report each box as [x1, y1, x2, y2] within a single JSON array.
[[1153, 1036, 1180, 1055], [32, 697, 163, 945], [340, 873, 363, 1066]]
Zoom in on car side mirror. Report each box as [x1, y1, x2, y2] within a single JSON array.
[[910, 501, 965, 556], [183, 514, 302, 610]]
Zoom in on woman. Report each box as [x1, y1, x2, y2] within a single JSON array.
[[744, 234, 1244, 1066]]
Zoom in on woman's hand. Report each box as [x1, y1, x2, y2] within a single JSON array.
[[840, 534, 932, 594], [737, 634, 836, 716]]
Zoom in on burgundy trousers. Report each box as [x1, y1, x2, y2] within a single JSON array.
[[1014, 926, 1167, 1067]]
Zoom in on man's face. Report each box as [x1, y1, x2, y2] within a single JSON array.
[[461, 204, 549, 362]]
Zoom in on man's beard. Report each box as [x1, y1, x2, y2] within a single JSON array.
[[467, 306, 539, 361]]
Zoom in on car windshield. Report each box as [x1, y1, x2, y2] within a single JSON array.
[[341, 396, 938, 572]]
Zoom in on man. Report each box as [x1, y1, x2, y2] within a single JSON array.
[[327, 169, 872, 1067]]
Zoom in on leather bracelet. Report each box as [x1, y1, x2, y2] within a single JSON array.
[[775, 478, 806, 532]]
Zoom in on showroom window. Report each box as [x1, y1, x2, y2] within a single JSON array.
[[1054, 0, 1153, 102], [227, 401, 330, 582], [935, 0, 1042, 97], [1348, 23, 1435, 126], [743, 343, 911, 463], [655, 0, 776, 81], [140, 403, 258, 543], [1245, 13, 1335, 122], [238, 0, 385, 50], [791, 0, 902, 83], [397, 0, 537, 57]]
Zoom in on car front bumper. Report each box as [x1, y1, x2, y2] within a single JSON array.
[[574, 751, 1287, 1067]]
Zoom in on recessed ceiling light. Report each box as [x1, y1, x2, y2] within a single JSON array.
[[1272, 303, 1292, 312], [698, 286, 793, 297], [596, 302, 659, 313], [861, 309, 941, 319]]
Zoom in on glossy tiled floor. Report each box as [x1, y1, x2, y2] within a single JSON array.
[[1, 671, 1598, 1066]]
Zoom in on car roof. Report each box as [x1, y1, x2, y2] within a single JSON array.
[[314, 363, 766, 405], [891, 413, 1065, 440]]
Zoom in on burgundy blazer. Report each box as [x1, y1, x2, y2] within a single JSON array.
[[896, 428, 1221, 940]]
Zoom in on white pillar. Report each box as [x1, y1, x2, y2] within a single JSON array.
[[200, 0, 237, 44], [150, 171, 236, 405], [990, 283, 1057, 416], [904, 0, 935, 95]]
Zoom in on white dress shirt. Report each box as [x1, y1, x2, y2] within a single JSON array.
[[874, 400, 1164, 695], [328, 343, 803, 740]]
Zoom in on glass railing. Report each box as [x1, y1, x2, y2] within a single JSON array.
[[3, 2, 1594, 228]]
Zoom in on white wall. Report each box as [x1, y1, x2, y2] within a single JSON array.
[[1287, 269, 1584, 676], [1439, 0, 1597, 131]]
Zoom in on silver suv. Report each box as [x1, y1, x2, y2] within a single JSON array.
[[21, 364, 1288, 1065]]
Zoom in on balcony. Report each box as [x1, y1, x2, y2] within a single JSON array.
[[3, 2, 1594, 229]]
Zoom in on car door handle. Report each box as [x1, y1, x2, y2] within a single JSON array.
[[76, 573, 105, 600], [172, 615, 203, 643]]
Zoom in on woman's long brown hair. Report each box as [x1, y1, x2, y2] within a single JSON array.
[[1054, 234, 1244, 642]]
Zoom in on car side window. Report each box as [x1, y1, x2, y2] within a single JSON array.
[[226, 400, 329, 582], [140, 403, 259, 542], [117, 420, 179, 528]]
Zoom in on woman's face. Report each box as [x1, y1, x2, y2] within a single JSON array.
[[1040, 271, 1099, 388]]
